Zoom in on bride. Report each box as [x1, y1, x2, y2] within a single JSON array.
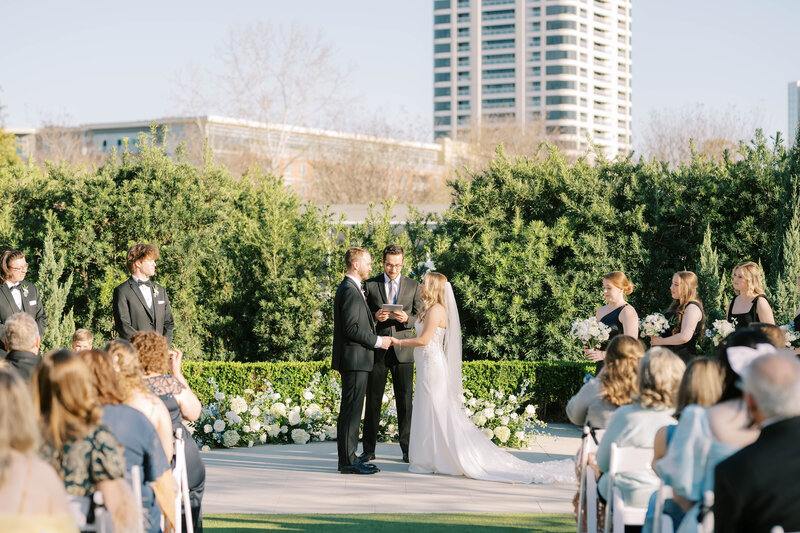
[[389, 271, 574, 484]]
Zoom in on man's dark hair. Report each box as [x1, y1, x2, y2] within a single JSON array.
[[382, 244, 405, 261], [126, 243, 159, 273], [345, 247, 368, 269]]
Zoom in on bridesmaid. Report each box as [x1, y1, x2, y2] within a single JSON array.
[[585, 271, 639, 366], [726, 261, 774, 328], [0, 249, 47, 337], [650, 271, 705, 363]]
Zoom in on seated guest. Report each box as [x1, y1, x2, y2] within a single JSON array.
[[750, 322, 786, 349], [132, 332, 205, 533], [3, 312, 41, 382], [79, 349, 176, 533], [568, 335, 644, 430], [715, 352, 800, 533], [71, 328, 93, 352], [593, 347, 685, 507], [643, 357, 724, 533], [32, 350, 137, 530], [0, 368, 76, 532], [653, 328, 770, 533]]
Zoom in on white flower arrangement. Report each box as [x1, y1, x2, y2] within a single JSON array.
[[706, 319, 737, 346], [291, 428, 310, 444], [461, 383, 546, 449], [780, 323, 800, 347], [569, 317, 612, 347], [639, 312, 670, 338]]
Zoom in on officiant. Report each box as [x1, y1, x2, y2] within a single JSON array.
[[360, 244, 423, 464]]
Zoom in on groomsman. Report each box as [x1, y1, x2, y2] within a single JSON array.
[[0, 249, 46, 338], [360, 244, 422, 464], [332, 247, 390, 474], [113, 243, 175, 345]]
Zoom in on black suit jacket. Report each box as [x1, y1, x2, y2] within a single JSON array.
[[5, 349, 40, 383], [113, 277, 175, 345], [715, 416, 800, 533], [332, 277, 377, 373], [0, 282, 46, 338], [363, 274, 422, 364]]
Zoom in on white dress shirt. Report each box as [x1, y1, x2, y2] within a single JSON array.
[[384, 274, 399, 304], [132, 276, 153, 309], [6, 280, 22, 310]]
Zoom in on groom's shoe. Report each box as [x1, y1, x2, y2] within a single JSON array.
[[338, 462, 380, 475], [402, 453, 409, 463], [357, 451, 376, 463]]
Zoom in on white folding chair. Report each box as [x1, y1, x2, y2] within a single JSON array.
[[604, 443, 654, 533], [652, 481, 674, 533], [577, 426, 600, 533], [172, 427, 194, 533], [127, 465, 144, 533], [68, 492, 111, 533]]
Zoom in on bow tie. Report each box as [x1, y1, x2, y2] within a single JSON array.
[[136, 279, 153, 288], [8, 283, 20, 290]]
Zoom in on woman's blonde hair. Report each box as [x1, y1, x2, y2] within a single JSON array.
[[32, 350, 101, 452], [674, 357, 724, 418], [667, 271, 704, 332], [636, 347, 685, 409], [0, 368, 40, 485], [106, 339, 147, 399], [734, 261, 765, 295], [420, 271, 448, 321], [130, 331, 170, 375], [600, 335, 645, 406], [603, 271, 634, 296]]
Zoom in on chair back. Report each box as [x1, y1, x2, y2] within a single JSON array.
[[576, 426, 598, 533], [604, 443, 654, 533], [172, 427, 194, 533], [652, 481, 674, 533]]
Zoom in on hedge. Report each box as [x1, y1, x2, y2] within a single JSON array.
[[183, 360, 596, 422]]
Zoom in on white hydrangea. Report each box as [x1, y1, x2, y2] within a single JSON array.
[[203, 424, 213, 434], [467, 398, 478, 407], [500, 416, 510, 426], [249, 419, 261, 432], [303, 390, 314, 400], [230, 396, 248, 414], [288, 410, 301, 426], [304, 404, 321, 418], [222, 429, 240, 448], [280, 425, 288, 434], [243, 425, 251, 433], [250, 406, 261, 417], [266, 424, 280, 438], [270, 403, 287, 417], [482, 407, 495, 419], [324, 425, 337, 439], [494, 426, 511, 443], [213, 420, 226, 433], [525, 405, 536, 415], [481, 428, 494, 440], [471, 414, 487, 427], [291, 428, 310, 444], [214, 392, 225, 401], [259, 433, 267, 443], [270, 393, 281, 401], [201, 445, 211, 452]]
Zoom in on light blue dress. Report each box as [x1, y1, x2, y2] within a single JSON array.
[[596, 403, 677, 507]]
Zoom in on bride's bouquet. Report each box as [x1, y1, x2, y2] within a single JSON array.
[[705, 319, 736, 346], [569, 317, 612, 348], [639, 312, 670, 338], [779, 323, 800, 347]]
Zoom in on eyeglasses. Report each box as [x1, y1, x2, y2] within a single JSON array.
[[9, 264, 28, 272]]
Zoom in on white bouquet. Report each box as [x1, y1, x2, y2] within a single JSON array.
[[705, 319, 736, 346], [639, 312, 670, 338], [569, 317, 612, 347], [779, 323, 800, 347]]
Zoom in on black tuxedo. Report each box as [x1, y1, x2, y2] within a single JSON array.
[[715, 416, 800, 533], [5, 349, 40, 383], [0, 282, 46, 338], [332, 276, 378, 467], [362, 273, 422, 456], [113, 277, 175, 345]]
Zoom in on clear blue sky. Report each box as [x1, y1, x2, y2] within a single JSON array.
[[2, 0, 799, 150]]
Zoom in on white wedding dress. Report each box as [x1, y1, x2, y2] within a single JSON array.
[[408, 307, 574, 484]]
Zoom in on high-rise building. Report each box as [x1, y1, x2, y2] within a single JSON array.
[[433, 0, 632, 157], [789, 81, 800, 147]]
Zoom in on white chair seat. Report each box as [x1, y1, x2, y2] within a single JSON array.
[[604, 443, 654, 533]]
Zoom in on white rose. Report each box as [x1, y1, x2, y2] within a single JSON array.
[[508, 395, 518, 403], [248, 441, 254, 448], [250, 419, 261, 432], [382, 394, 389, 404], [230, 396, 248, 414], [280, 425, 288, 434], [214, 392, 225, 401], [467, 398, 478, 407], [482, 408, 495, 419], [270, 393, 281, 400], [260, 433, 267, 443], [324, 425, 337, 439], [525, 405, 536, 415], [266, 424, 280, 437], [303, 390, 314, 400], [201, 445, 211, 452], [493, 426, 511, 443], [481, 428, 494, 440], [270, 403, 287, 417], [291, 428, 310, 444], [288, 411, 301, 426], [203, 424, 213, 434], [243, 425, 251, 433], [514, 431, 525, 442], [250, 406, 261, 417], [500, 416, 509, 425], [510, 412, 519, 420], [213, 420, 226, 432]]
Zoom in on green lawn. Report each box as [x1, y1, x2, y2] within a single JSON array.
[[204, 513, 574, 532]]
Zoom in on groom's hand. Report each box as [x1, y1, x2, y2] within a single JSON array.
[[379, 336, 392, 350]]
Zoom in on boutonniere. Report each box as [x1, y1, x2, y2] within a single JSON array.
[[21, 285, 29, 298], [153, 287, 160, 298]]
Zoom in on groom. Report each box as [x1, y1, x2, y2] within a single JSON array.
[[332, 247, 390, 474], [360, 244, 422, 464]]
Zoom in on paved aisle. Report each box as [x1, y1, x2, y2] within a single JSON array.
[[201, 424, 581, 515]]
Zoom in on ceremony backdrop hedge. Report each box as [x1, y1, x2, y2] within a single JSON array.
[[2, 128, 800, 361], [182, 360, 596, 422]]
